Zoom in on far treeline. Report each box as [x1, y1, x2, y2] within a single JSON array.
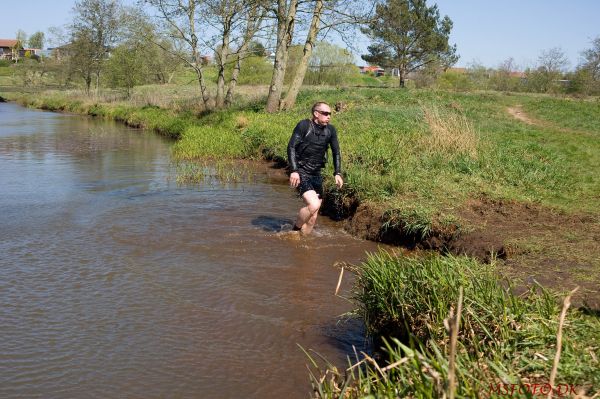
[[5, 0, 600, 108]]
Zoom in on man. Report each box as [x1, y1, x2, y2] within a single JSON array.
[[287, 102, 343, 235]]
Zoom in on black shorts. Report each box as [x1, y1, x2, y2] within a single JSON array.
[[297, 173, 323, 198]]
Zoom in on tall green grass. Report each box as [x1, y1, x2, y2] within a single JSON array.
[[308, 252, 600, 398]]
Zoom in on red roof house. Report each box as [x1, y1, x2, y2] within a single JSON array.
[[0, 39, 19, 60]]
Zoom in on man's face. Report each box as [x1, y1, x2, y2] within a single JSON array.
[[313, 105, 332, 126]]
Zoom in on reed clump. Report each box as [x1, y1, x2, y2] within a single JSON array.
[[421, 105, 479, 159], [308, 252, 600, 398]]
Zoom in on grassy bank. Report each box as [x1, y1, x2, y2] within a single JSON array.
[[308, 252, 600, 398]]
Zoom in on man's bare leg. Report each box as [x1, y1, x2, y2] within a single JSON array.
[[295, 190, 322, 235]]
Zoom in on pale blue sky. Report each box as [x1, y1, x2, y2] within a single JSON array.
[[1, 0, 599, 70]]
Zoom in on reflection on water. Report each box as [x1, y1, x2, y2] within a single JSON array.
[[0, 103, 384, 398]]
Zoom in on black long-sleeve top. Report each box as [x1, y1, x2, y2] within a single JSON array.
[[287, 119, 341, 176]]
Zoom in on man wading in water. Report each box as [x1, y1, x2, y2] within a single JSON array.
[[287, 102, 343, 235]]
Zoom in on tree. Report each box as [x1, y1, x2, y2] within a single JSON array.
[[264, 0, 299, 113], [118, 8, 185, 85], [279, 0, 324, 110], [248, 40, 266, 56], [203, 0, 267, 108], [303, 41, 356, 86], [68, 30, 100, 92], [538, 47, 569, 75], [267, 0, 374, 111], [491, 57, 519, 92], [28, 31, 45, 49], [104, 8, 154, 95], [70, 0, 123, 94], [466, 60, 491, 90], [576, 36, 600, 94], [223, 1, 267, 106], [13, 30, 27, 63], [525, 47, 569, 93], [145, 0, 266, 109], [361, 0, 457, 88], [106, 44, 148, 97], [580, 37, 600, 79]]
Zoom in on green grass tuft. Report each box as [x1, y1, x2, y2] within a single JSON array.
[[309, 252, 600, 398]]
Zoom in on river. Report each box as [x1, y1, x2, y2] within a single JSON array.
[[0, 103, 384, 398]]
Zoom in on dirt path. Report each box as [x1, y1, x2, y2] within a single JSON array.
[[506, 105, 595, 137], [506, 105, 538, 125]]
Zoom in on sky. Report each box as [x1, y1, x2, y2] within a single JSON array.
[[1, 0, 599, 70]]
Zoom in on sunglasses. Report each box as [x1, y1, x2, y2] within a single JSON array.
[[316, 110, 332, 116]]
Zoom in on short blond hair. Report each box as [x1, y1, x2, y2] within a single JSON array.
[[311, 102, 330, 114]]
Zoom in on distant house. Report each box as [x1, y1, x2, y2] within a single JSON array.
[[446, 67, 468, 74], [359, 65, 385, 76], [0, 39, 19, 60], [19, 48, 41, 58]]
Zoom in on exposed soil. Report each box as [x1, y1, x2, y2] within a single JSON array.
[[507, 105, 538, 125], [327, 195, 600, 310]]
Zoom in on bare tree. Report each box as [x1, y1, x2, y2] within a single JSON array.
[[264, 0, 374, 112], [14, 30, 27, 63], [526, 47, 569, 93], [538, 47, 569, 74], [204, 0, 267, 108], [580, 37, 600, 80], [280, 0, 374, 110], [146, 0, 266, 109], [225, 2, 267, 106], [491, 57, 518, 92], [279, 0, 323, 110], [145, 0, 212, 107]]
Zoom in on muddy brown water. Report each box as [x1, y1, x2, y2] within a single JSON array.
[[0, 103, 387, 398]]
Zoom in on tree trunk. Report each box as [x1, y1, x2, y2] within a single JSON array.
[[225, 4, 264, 107], [281, 0, 323, 110], [188, 0, 211, 109], [215, 32, 230, 109], [265, 0, 298, 113], [399, 67, 405, 88], [193, 64, 211, 107], [95, 70, 100, 96]]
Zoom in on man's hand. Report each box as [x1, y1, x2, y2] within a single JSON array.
[[335, 174, 344, 189], [290, 172, 300, 188]]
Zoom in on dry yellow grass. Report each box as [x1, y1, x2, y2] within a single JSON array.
[[421, 105, 479, 159]]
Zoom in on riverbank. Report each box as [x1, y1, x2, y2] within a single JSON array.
[[309, 252, 600, 398], [5, 87, 599, 304]]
